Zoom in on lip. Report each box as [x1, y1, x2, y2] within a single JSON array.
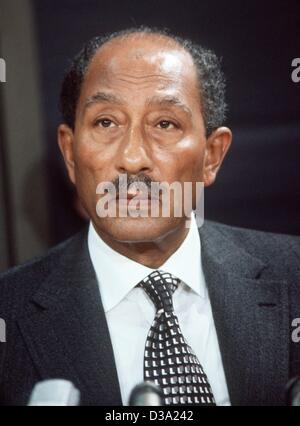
[[116, 193, 160, 201]]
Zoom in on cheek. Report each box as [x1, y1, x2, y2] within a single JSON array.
[[73, 131, 115, 176], [155, 137, 205, 183], [181, 140, 205, 180], [71, 137, 112, 206]]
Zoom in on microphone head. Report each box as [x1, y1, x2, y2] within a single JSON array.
[[285, 376, 300, 406], [28, 379, 80, 406], [129, 381, 164, 406]]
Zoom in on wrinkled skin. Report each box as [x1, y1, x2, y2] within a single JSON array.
[[58, 33, 232, 268]]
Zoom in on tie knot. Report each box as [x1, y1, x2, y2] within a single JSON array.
[[139, 270, 180, 312]]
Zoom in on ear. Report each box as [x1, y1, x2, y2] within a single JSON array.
[[57, 124, 76, 185], [203, 126, 232, 187]]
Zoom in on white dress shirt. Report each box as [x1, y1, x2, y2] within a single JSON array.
[[88, 215, 231, 406]]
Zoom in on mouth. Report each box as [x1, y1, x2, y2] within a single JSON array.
[[116, 191, 160, 202], [113, 192, 161, 213]]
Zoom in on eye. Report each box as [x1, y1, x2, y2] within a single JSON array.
[[156, 120, 177, 130], [95, 118, 116, 128]]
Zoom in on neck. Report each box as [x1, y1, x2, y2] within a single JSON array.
[[93, 221, 190, 269]]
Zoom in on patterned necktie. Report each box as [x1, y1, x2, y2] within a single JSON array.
[[139, 270, 216, 406]]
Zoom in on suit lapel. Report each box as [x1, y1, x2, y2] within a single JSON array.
[[199, 223, 290, 405], [17, 230, 122, 406], [14, 221, 290, 406]]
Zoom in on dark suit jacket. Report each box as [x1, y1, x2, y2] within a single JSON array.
[[0, 221, 300, 406]]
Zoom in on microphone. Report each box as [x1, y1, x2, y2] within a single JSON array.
[[285, 376, 300, 406], [129, 381, 164, 406], [28, 379, 80, 406]]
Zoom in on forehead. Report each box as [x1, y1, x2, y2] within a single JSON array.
[[79, 35, 200, 105]]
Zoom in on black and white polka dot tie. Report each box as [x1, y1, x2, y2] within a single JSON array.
[[139, 270, 216, 406]]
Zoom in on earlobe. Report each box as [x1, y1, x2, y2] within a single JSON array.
[[203, 126, 232, 187], [57, 124, 76, 185]]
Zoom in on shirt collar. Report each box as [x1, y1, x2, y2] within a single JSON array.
[[88, 214, 205, 313]]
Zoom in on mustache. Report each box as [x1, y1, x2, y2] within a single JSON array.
[[111, 173, 154, 192]]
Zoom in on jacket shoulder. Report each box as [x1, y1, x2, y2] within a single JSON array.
[[206, 220, 300, 268], [0, 229, 87, 317]]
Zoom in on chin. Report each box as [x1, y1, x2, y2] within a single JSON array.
[[95, 216, 182, 243]]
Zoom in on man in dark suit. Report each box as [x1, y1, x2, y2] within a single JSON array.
[[0, 27, 299, 406]]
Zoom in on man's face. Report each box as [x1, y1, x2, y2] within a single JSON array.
[[59, 34, 231, 242]]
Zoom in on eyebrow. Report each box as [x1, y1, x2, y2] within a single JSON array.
[[83, 92, 192, 117], [146, 95, 192, 117], [84, 92, 124, 111]]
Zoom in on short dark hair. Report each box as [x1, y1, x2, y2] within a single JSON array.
[[60, 26, 227, 137]]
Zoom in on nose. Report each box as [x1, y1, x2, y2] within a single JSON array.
[[116, 125, 153, 175]]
